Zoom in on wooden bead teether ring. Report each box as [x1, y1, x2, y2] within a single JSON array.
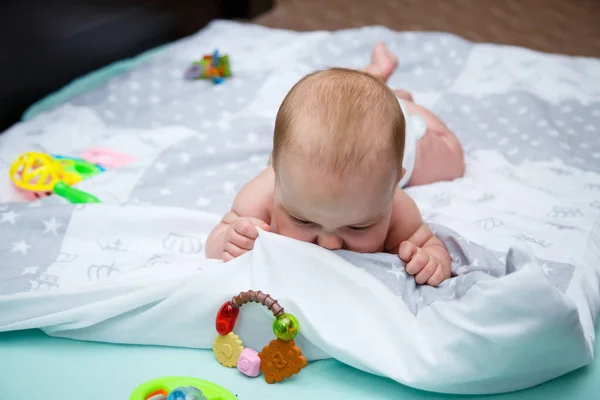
[[213, 290, 307, 383]]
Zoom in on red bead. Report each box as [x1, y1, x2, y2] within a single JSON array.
[[222, 304, 236, 317], [215, 301, 239, 335]]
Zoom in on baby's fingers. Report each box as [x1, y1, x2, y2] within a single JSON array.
[[427, 264, 446, 287], [229, 229, 255, 250], [405, 249, 429, 276], [223, 241, 248, 261], [415, 255, 438, 285], [222, 251, 235, 263], [255, 220, 271, 232], [398, 241, 418, 263], [233, 219, 260, 239]]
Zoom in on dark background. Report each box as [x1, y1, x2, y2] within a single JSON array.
[[1, 0, 598, 132], [0, 0, 272, 131]]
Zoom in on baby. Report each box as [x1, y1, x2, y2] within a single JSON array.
[[206, 43, 464, 286]]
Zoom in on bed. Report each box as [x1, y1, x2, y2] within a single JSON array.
[[1, 4, 600, 400]]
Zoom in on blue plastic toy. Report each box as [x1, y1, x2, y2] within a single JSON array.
[[167, 386, 206, 400]]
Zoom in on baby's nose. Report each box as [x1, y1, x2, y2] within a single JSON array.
[[317, 233, 343, 250]]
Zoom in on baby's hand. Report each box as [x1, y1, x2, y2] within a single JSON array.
[[399, 241, 451, 286], [222, 217, 270, 262]]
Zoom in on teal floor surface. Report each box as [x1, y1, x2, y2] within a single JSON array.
[[1, 329, 598, 399]]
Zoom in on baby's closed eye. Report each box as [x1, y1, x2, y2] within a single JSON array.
[[346, 225, 372, 232], [290, 216, 314, 226]]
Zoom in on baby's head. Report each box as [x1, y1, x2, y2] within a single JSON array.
[[270, 68, 406, 252]]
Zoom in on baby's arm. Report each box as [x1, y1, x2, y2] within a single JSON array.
[[385, 189, 451, 286], [205, 167, 274, 261]]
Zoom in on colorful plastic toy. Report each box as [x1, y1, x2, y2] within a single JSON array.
[[167, 386, 205, 400], [9, 151, 102, 203], [213, 290, 307, 384], [52, 155, 105, 179], [81, 147, 135, 168], [129, 376, 236, 400], [184, 49, 231, 84], [54, 181, 101, 204]]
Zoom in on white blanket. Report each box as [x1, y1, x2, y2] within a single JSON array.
[[0, 203, 596, 394], [1, 20, 600, 395]]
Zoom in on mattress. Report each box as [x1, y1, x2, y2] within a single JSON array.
[[1, 20, 600, 398]]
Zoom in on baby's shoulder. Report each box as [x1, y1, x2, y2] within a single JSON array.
[[385, 187, 423, 250], [248, 166, 276, 196], [391, 186, 415, 209], [231, 167, 275, 222]]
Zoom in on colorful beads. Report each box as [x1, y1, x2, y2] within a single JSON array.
[[213, 291, 305, 383], [272, 313, 299, 341], [215, 301, 239, 335]]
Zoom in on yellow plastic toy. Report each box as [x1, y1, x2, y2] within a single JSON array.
[[10, 152, 80, 191], [9, 151, 101, 203]]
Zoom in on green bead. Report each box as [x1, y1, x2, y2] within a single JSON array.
[[272, 313, 299, 341]]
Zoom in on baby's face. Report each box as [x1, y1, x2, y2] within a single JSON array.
[[271, 156, 397, 253]]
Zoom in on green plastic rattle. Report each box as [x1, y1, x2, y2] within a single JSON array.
[[129, 376, 236, 400], [53, 181, 101, 203]]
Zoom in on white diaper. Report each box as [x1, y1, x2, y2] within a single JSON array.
[[397, 98, 427, 187]]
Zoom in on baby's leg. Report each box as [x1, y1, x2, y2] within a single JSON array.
[[361, 43, 413, 104], [400, 99, 465, 186], [361, 42, 398, 83], [361, 43, 464, 185]]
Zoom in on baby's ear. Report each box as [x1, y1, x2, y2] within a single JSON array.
[[397, 167, 406, 183]]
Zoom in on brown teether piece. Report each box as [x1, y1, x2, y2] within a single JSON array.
[[258, 338, 307, 384]]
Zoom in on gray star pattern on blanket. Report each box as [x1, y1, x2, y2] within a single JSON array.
[[129, 130, 270, 215], [298, 28, 471, 92], [70, 50, 270, 131], [336, 223, 575, 315], [0, 204, 74, 294], [434, 93, 600, 172]]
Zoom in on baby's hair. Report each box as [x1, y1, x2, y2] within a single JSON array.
[[272, 67, 405, 179]]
